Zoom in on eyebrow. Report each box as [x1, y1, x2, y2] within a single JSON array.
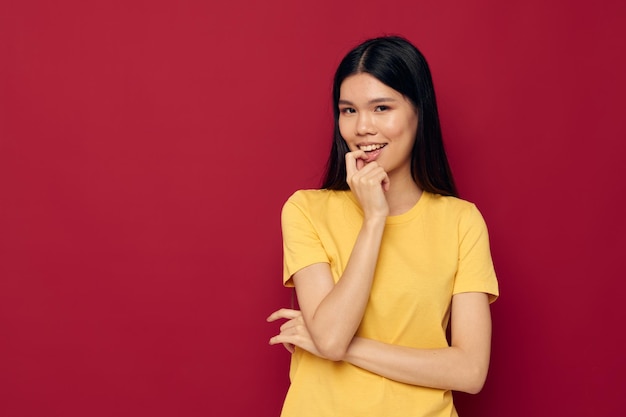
[[338, 97, 398, 106]]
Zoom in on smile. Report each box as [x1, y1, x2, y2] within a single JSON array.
[[359, 143, 387, 152]]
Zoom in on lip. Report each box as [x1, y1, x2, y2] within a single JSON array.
[[356, 142, 387, 162], [362, 146, 385, 163], [357, 141, 387, 148]]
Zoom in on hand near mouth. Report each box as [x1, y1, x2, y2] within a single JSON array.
[[354, 151, 373, 170], [345, 150, 390, 219]]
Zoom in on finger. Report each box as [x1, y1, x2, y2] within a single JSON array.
[[345, 150, 367, 177], [269, 335, 281, 346], [280, 318, 302, 332], [360, 166, 389, 190], [351, 164, 388, 187], [348, 161, 378, 188], [271, 331, 304, 353], [266, 308, 302, 322], [381, 173, 390, 192], [269, 334, 294, 346]]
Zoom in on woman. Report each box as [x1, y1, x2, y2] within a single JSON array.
[[268, 36, 499, 417]]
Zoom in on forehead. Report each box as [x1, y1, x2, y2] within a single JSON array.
[[339, 73, 404, 102]]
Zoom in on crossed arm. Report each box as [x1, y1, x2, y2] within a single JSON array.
[[270, 151, 391, 362], [268, 151, 493, 394], [267, 261, 492, 394]]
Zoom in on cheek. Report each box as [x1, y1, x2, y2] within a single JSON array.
[[380, 118, 408, 139], [338, 118, 352, 140], [385, 114, 417, 141]]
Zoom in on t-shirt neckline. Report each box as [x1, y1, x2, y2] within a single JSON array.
[[343, 190, 430, 225]]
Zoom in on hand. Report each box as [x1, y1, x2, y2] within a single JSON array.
[[267, 308, 324, 358], [345, 150, 389, 219]]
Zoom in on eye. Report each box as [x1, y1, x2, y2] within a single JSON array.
[[340, 107, 356, 114], [374, 105, 389, 112]]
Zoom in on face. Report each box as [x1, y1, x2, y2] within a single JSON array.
[[338, 73, 418, 179]]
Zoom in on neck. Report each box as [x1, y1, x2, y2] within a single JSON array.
[[385, 172, 422, 216]]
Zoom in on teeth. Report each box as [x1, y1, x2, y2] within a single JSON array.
[[359, 144, 385, 152]]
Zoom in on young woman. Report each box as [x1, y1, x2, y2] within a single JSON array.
[[267, 36, 499, 417]]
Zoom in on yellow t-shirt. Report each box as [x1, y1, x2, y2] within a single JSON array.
[[280, 189, 499, 417]]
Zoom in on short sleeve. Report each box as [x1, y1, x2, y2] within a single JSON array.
[[281, 193, 330, 287], [453, 204, 499, 303]]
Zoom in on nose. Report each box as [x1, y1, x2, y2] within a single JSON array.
[[356, 112, 376, 136]]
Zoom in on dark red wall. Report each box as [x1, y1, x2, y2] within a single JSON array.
[[1, 1, 624, 416]]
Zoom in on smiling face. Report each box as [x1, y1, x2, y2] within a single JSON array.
[[338, 73, 418, 180]]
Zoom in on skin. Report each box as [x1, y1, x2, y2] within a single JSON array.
[[267, 73, 493, 394], [339, 72, 422, 216]]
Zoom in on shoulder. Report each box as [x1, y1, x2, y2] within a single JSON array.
[[281, 189, 355, 231], [283, 189, 348, 213], [422, 193, 490, 235], [424, 193, 481, 218]]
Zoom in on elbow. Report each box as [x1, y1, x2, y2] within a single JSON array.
[[315, 337, 349, 362], [321, 349, 346, 362], [463, 380, 485, 395], [459, 366, 488, 395]]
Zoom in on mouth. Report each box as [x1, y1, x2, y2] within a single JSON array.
[[357, 143, 387, 162], [358, 143, 387, 153]]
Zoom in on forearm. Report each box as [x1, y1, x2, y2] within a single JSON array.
[[299, 217, 385, 360], [344, 337, 489, 394], [343, 293, 492, 393]]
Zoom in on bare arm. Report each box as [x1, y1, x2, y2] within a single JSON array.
[[269, 292, 492, 394], [344, 292, 492, 393], [281, 151, 390, 361], [290, 218, 383, 360]]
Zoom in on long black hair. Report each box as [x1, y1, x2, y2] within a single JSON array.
[[321, 36, 458, 197]]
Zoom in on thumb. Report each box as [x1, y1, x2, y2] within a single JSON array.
[[382, 175, 390, 192]]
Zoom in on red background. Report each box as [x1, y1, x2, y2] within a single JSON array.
[[1, 0, 625, 416]]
